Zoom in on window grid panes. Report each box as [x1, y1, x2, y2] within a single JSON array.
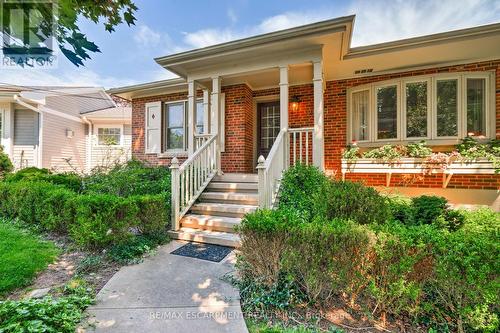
[[352, 90, 369, 141], [348, 72, 491, 145], [260, 105, 280, 151], [406, 81, 428, 138], [165, 102, 185, 150], [97, 128, 121, 145], [436, 79, 458, 137], [376, 85, 398, 140], [466, 78, 486, 136]]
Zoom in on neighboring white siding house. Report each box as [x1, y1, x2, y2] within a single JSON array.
[[0, 87, 132, 174]]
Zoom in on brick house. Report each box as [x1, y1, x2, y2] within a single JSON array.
[[110, 16, 500, 245]]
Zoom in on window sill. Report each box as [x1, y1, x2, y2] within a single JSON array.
[[158, 151, 188, 159], [352, 137, 492, 148]]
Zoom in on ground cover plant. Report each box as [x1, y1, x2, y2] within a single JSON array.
[[237, 164, 500, 332], [0, 221, 59, 296]]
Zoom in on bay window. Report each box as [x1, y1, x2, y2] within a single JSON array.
[[347, 72, 493, 145]]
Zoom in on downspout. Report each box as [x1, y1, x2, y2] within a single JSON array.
[[82, 116, 92, 174], [13, 95, 43, 168]]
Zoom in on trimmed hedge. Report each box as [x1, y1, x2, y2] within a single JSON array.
[[237, 165, 500, 332], [0, 163, 171, 250]]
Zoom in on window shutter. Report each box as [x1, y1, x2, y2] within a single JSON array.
[[145, 101, 161, 153], [220, 93, 225, 152]]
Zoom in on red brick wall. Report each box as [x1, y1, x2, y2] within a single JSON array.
[[130, 91, 201, 166], [221, 84, 254, 173]]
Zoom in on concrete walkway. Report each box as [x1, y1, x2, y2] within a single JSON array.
[[83, 241, 248, 333]]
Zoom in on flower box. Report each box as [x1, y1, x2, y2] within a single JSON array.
[[341, 158, 496, 187]]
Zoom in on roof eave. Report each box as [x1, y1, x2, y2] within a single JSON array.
[[154, 15, 355, 69], [345, 22, 500, 59]]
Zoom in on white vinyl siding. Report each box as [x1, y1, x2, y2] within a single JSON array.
[[13, 109, 39, 168], [347, 71, 495, 145], [41, 112, 86, 173]]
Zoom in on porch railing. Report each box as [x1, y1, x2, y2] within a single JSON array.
[[257, 127, 314, 208], [289, 127, 313, 165], [170, 134, 218, 230], [194, 133, 212, 150]]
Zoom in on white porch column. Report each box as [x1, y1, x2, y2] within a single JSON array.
[[187, 80, 196, 155], [0, 104, 13, 157], [211, 76, 222, 173], [203, 89, 210, 134], [279, 65, 289, 130], [313, 60, 324, 170]]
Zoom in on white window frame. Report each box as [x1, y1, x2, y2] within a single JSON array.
[[346, 71, 495, 146], [348, 87, 372, 143], [163, 100, 187, 153], [95, 124, 124, 147]]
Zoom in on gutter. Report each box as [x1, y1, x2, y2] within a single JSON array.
[[13, 95, 43, 168], [81, 116, 93, 174]]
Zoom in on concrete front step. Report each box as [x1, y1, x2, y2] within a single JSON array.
[[190, 202, 257, 218], [181, 214, 241, 233], [206, 181, 258, 193], [213, 173, 258, 183], [168, 228, 241, 247], [200, 191, 259, 205]]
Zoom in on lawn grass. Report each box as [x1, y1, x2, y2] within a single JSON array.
[[0, 222, 59, 296]]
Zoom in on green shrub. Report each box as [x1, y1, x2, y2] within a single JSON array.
[[313, 180, 390, 224], [132, 194, 170, 236], [69, 194, 139, 249], [412, 195, 448, 225], [83, 160, 170, 197], [238, 208, 305, 286], [284, 218, 375, 305], [278, 164, 328, 220], [362, 144, 405, 161], [108, 234, 170, 264], [0, 145, 13, 178], [387, 195, 414, 224], [5, 167, 82, 192], [427, 226, 499, 332]]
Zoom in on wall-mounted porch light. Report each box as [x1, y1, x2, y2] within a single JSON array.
[[66, 129, 74, 139], [290, 95, 301, 112]]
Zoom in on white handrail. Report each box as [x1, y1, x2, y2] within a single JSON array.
[[257, 129, 287, 208], [257, 127, 314, 208], [194, 133, 212, 150], [170, 135, 218, 230]]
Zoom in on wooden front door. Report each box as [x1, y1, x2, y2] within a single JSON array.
[[257, 101, 280, 158]]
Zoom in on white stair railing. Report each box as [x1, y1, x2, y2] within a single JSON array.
[[256, 129, 287, 208], [289, 127, 313, 165], [170, 135, 218, 230], [257, 127, 314, 209], [194, 133, 212, 150]]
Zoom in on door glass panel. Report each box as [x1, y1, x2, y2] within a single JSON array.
[[258, 103, 280, 158]]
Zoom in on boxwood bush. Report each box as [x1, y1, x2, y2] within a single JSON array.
[[237, 164, 500, 332], [0, 161, 171, 249]]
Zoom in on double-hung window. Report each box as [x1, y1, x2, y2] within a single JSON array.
[[163, 100, 204, 151], [348, 72, 493, 145], [97, 127, 122, 146]]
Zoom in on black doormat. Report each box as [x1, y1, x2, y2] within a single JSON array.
[[171, 242, 233, 262]]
